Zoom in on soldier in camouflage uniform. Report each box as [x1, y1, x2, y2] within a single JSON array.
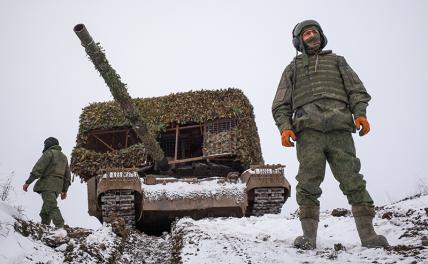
[[23, 137, 71, 228], [272, 20, 388, 249]]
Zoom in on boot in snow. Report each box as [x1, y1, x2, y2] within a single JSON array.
[[352, 204, 389, 248], [294, 206, 319, 250]]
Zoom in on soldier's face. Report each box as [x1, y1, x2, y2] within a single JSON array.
[[302, 28, 321, 49], [302, 28, 318, 41]]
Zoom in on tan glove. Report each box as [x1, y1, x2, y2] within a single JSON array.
[[23, 183, 29, 192], [355, 116, 370, 136], [60, 192, 67, 200], [281, 129, 297, 147]]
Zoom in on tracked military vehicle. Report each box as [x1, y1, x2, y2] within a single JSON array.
[[71, 24, 290, 233]]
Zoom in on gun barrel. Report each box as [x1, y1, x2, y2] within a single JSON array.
[[74, 24, 94, 47], [73, 24, 165, 163]]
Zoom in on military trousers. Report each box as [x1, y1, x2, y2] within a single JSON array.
[[40, 191, 64, 228], [295, 129, 374, 207]]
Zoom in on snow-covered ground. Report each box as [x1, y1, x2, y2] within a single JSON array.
[[176, 194, 428, 263], [0, 194, 427, 263], [0, 202, 66, 263]]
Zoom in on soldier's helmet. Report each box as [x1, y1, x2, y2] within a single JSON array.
[[292, 19, 328, 52], [44, 137, 59, 148]]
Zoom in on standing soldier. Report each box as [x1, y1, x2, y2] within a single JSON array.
[[272, 20, 388, 249], [23, 137, 71, 229]]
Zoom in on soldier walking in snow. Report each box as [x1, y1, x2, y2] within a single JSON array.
[[23, 137, 71, 228], [272, 20, 389, 249]]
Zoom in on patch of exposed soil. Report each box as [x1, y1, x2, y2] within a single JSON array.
[[331, 208, 351, 217]]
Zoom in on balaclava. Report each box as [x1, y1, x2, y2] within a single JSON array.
[[301, 26, 321, 55]]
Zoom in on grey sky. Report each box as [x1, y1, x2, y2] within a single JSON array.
[[0, 0, 427, 228]]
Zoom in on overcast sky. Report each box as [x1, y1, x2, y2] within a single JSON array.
[[0, 0, 427, 228]]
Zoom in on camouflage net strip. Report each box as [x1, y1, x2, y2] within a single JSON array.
[[77, 88, 251, 134], [71, 144, 147, 181]]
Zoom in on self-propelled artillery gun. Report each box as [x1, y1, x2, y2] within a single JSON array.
[[71, 24, 290, 234]]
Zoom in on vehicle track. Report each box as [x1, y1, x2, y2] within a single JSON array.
[[250, 187, 286, 216], [101, 190, 136, 227]]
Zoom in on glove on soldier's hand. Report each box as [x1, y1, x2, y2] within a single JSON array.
[[355, 117, 370, 136], [281, 129, 297, 147]]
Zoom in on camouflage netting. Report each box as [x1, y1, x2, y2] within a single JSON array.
[[203, 129, 238, 156], [71, 88, 263, 181]]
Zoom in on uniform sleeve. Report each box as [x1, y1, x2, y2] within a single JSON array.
[[338, 56, 371, 117], [272, 64, 294, 133], [26, 151, 53, 184], [62, 161, 71, 193]]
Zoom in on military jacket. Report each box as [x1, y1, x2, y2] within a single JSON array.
[[272, 50, 371, 133], [26, 145, 71, 193]]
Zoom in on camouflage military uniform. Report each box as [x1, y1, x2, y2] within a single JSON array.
[[272, 19, 388, 249], [26, 144, 71, 227], [272, 51, 373, 207]]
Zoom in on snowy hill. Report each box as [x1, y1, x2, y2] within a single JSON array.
[[0, 194, 427, 263]]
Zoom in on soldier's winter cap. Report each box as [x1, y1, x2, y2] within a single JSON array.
[[44, 137, 59, 148], [292, 19, 328, 52]]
